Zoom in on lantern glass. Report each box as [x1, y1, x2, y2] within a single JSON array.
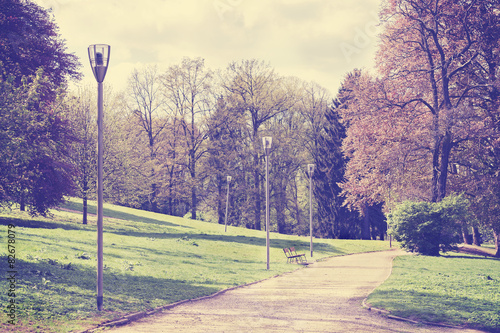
[[262, 136, 272, 150], [307, 164, 315, 177], [88, 44, 111, 83]]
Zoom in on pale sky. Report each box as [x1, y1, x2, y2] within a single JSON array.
[[35, 0, 382, 95]]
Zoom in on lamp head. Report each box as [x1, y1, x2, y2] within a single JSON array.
[[88, 44, 110, 83], [307, 164, 315, 177], [262, 136, 272, 153], [227, 175, 232, 182]]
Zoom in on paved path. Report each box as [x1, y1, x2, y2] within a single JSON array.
[[109, 249, 484, 333]]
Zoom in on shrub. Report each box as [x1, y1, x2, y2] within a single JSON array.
[[388, 194, 469, 256]]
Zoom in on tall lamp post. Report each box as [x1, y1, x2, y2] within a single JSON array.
[[307, 164, 315, 258], [262, 137, 272, 270], [224, 175, 232, 232], [88, 44, 110, 311]]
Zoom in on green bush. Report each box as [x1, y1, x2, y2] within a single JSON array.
[[388, 194, 469, 256]]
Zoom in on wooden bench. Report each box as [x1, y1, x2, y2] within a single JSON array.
[[283, 247, 307, 264]]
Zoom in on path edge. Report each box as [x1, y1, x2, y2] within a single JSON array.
[[78, 249, 396, 332], [77, 264, 307, 332]]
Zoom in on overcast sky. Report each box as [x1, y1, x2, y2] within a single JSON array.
[[35, 0, 382, 95]]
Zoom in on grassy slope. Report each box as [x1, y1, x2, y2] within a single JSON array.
[[367, 252, 500, 332], [0, 198, 390, 332]]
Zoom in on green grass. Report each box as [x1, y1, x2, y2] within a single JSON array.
[[367, 253, 500, 332], [0, 198, 390, 332], [483, 243, 496, 251]]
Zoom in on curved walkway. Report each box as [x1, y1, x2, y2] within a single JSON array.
[[109, 249, 484, 333]]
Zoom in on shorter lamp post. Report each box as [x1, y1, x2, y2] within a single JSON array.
[[88, 44, 110, 312], [224, 175, 232, 232], [262, 137, 272, 270], [307, 164, 315, 258]]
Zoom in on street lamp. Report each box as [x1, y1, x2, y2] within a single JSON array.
[[224, 175, 232, 232], [307, 164, 315, 257], [88, 44, 110, 311], [262, 136, 272, 270]]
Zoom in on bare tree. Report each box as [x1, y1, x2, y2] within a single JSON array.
[[221, 59, 293, 230], [162, 57, 213, 219], [127, 65, 167, 211], [65, 86, 97, 224]]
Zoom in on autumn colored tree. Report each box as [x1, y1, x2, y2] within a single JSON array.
[[338, 0, 500, 249], [339, 70, 425, 212], [458, 0, 500, 256], [341, 1, 499, 206], [309, 73, 386, 240], [380, 0, 500, 201]]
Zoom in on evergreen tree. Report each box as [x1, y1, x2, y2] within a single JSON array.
[[313, 73, 372, 239], [314, 101, 362, 238]]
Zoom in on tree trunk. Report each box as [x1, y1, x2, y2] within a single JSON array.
[[190, 150, 197, 220], [461, 224, 471, 244], [494, 230, 500, 258], [361, 204, 371, 240], [20, 190, 25, 212], [82, 178, 88, 224], [83, 195, 88, 225], [168, 197, 173, 216], [191, 186, 197, 220], [472, 226, 482, 246], [293, 182, 302, 235], [168, 165, 175, 215], [431, 135, 441, 202], [276, 184, 286, 234], [379, 228, 385, 241], [217, 174, 224, 224], [371, 220, 377, 240], [437, 131, 452, 201], [150, 136, 158, 212], [151, 182, 158, 212], [190, 116, 197, 220]]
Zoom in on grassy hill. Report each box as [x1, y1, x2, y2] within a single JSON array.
[[0, 198, 390, 332]]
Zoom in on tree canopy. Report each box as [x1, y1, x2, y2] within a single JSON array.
[[0, 69, 75, 215], [5, 0, 500, 254], [0, 0, 80, 215], [0, 0, 80, 90], [338, 0, 500, 255]]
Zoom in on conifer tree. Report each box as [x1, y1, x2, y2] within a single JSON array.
[[313, 97, 362, 239]]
